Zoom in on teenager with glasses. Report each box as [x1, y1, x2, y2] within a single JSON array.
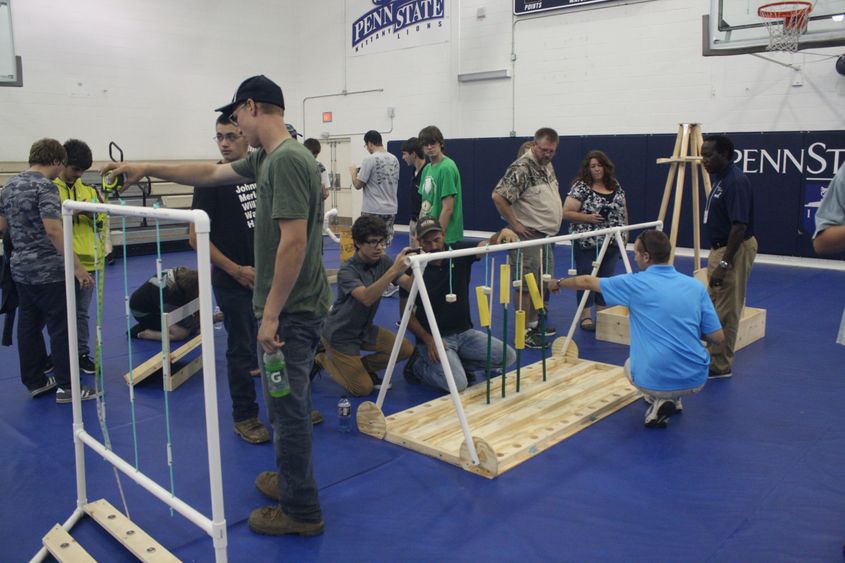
[[313, 214, 415, 396]]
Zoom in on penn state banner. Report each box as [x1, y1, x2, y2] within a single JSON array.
[[349, 0, 449, 57]]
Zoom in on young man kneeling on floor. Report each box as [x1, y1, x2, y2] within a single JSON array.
[[553, 230, 724, 428], [314, 215, 415, 396]]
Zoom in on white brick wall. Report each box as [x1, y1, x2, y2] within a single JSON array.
[[1, 0, 842, 162]]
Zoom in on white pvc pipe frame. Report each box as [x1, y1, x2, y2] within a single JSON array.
[[30, 201, 228, 563], [375, 220, 662, 467]]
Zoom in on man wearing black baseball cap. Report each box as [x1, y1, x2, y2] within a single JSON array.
[[400, 216, 518, 392], [102, 75, 330, 536]]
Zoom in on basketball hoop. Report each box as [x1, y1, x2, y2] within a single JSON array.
[[758, 1, 813, 52]]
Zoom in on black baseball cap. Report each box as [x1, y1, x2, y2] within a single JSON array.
[[415, 216, 443, 239], [215, 75, 285, 116]]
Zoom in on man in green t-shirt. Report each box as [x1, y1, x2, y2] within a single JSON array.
[[417, 125, 463, 244], [103, 75, 330, 537]]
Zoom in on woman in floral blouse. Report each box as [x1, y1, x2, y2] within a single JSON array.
[[563, 150, 628, 331]]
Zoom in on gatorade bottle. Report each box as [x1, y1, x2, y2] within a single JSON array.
[[263, 350, 290, 398]]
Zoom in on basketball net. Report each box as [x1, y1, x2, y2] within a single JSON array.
[[758, 1, 813, 52]]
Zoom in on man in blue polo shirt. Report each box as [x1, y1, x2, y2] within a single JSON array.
[[701, 134, 757, 379], [554, 230, 724, 428]]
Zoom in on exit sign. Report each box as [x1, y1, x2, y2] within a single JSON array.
[[322, 112, 333, 123]]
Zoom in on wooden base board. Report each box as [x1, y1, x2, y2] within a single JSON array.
[[84, 499, 180, 562], [124, 335, 202, 390], [358, 348, 639, 478], [43, 524, 96, 562], [597, 305, 767, 351]]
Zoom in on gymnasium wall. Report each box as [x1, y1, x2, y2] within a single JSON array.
[[0, 0, 297, 161], [388, 129, 845, 260], [1, 0, 842, 164]]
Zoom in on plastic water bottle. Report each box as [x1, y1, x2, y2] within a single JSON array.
[[263, 350, 290, 398], [338, 395, 352, 433], [213, 306, 223, 330]]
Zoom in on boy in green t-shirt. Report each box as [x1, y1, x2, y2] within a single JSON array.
[[417, 125, 463, 245], [103, 75, 329, 537]]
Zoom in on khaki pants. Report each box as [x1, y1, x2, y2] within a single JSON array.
[[707, 236, 757, 373], [317, 327, 413, 396]]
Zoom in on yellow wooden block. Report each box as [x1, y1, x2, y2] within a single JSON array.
[[499, 264, 511, 305], [596, 305, 766, 351], [476, 286, 491, 327], [514, 310, 525, 349], [524, 273, 544, 310]]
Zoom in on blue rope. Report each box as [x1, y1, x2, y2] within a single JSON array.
[[119, 200, 141, 469], [152, 203, 178, 508], [448, 245, 454, 296]]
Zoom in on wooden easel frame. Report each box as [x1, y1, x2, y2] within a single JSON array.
[[656, 123, 713, 271]]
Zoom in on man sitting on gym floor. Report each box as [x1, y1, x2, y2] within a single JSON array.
[[402, 216, 517, 392], [554, 230, 724, 428]]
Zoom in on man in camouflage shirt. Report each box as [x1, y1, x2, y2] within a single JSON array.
[[491, 128, 563, 349], [0, 138, 99, 403]]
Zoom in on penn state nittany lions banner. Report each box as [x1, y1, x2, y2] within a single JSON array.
[[349, 0, 449, 57]]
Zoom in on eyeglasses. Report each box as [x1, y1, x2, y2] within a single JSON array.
[[229, 103, 247, 125], [363, 238, 387, 248], [214, 133, 243, 143]]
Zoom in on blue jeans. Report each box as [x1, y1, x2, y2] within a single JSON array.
[[573, 242, 621, 308], [412, 329, 517, 392], [258, 311, 325, 523], [214, 284, 259, 423], [75, 278, 94, 357], [16, 281, 71, 389]]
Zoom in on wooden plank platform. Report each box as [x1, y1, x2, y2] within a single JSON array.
[[43, 524, 96, 563], [357, 349, 639, 478], [124, 334, 202, 389], [597, 305, 767, 351], [84, 499, 180, 562]]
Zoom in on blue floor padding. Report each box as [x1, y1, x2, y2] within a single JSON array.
[[2, 232, 845, 562]]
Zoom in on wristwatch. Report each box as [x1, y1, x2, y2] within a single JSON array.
[[718, 260, 731, 270]]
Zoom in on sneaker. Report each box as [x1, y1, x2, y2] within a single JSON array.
[[42, 355, 54, 375], [539, 324, 557, 337], [55, 386, 100, 404], [248, 505, 324, 537], [30, 376, 57, 398], [403, 350, 421, 385], [79, 354, 96, 375], [643, 395, 683, 412], [644, 399, 678, 428], [311, 410, 324, 425], [255, 471, 280, 501], [382, 283, 400, 298], [524, 328, 549, 350], [234, 417, 271, 444], [368, 372, 392, 391], [708, 368, 733, 379]]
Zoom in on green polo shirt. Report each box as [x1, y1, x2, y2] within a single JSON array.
[[231, 139, 331, 318]]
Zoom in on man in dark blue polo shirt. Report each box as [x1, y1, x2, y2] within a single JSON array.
[[701, 134, 757, 379]]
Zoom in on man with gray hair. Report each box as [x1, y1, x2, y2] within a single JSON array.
[[492, 128, 563, 349]]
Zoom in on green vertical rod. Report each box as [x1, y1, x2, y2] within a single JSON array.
[[485, 326, 492, 404], [501, 304, 508, 398], [540, 310, 548, 382]]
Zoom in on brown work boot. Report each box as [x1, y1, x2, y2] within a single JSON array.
[[255, 471, 280, 501], [311, 409, 324, 425], [248, 505, 324, 536], [234, 417, 271, 444]]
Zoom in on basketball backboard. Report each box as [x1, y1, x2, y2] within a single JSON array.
[[704, 0, 845, 55]]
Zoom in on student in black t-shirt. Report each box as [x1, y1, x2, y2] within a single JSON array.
[[401, 217, 517, 392], [401, 137, 425, 247], [188, 114, 270, 444], [129, 266, 199, 340]]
